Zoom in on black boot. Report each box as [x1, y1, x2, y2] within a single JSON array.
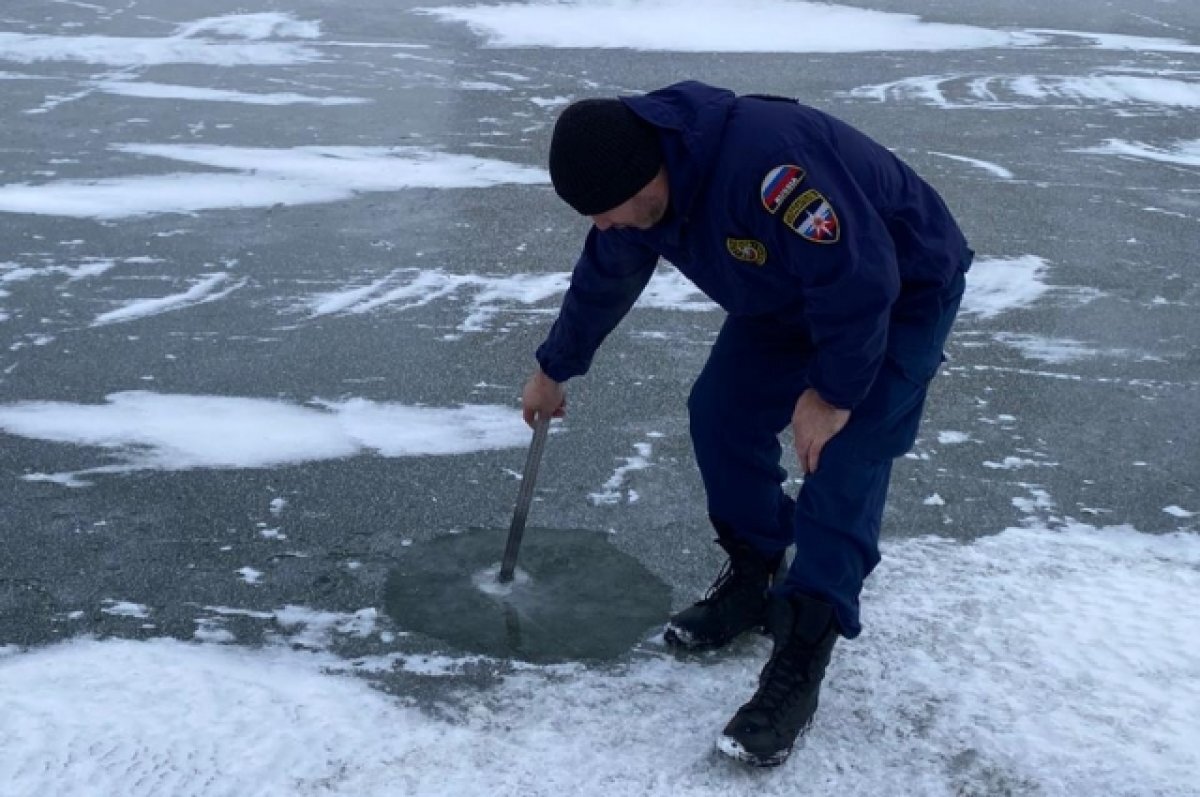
[[716, 593, 839, 767], [663, 530, 784, 650]]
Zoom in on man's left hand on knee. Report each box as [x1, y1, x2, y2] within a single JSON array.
[[792, 388, 850, 474]]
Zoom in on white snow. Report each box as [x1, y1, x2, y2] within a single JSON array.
[[236, 567, 262, 585], [994, 333, 1110, 364], [0, 392, 529, 478], [0, 145, 548, 219], [305, 264, 712, 331], [459, 80, 511, 91], [3, 523, 1197, 795], [472, 563, 532, 597], [1029, 28, 1200, 55], [308, 269, 567, 324], [193, 604, 386, 650], [419, 0, 1043, 53], [93, 80, 368, 106], [92, 272, 245, 326], [100, 600, 150, 619], [530, 95, 571, 109], [1077, 138, 1200, 168], [273, 606, 378, 649], [1164, 506, 1195, 519], [850, 73, 1200, 109], [959, 256, 1051, 320], [928, 151, 1014, 179], [1012, 488, 1056, 516], [193, 621, 236, 644], [316, 266, 641, 322], [0, 13, 324, 68], [1, 257, 118, 283], [983, 456, 1052, 470], [173, 12, 322, 41], [937, 431, 971, 445], [421, 2, 1200, 56], [634, 267, 717, 312], [589, 441, 653, 505]]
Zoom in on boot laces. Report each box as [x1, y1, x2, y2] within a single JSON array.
[[699, 558, 734, 603], [747, 640, 812, 717], [699, 555, 764, 605]]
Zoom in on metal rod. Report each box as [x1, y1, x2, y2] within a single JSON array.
[[498, 415, 550, 583]]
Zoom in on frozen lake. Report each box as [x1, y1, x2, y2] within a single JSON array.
[[0, 0, 1197, 794]]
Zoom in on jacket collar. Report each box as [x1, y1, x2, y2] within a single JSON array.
[[621, 81, 736, 240]]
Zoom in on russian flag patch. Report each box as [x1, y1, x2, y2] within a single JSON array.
[[760, 165, 806, 214]]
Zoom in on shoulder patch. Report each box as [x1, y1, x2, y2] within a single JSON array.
[[760, 165, 806, 214], [726, 237, 768, 266], [781, 189, 840, 244]]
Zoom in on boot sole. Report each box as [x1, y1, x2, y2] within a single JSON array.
[[715, 734, 791, 768], [663, 624, 717, 650], [662, 622, 767, 651]]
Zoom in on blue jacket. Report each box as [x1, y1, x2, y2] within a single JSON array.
[[536, 81, 972, 409]]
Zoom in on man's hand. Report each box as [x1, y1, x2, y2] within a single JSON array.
[[521, 368, 566, 428], [792, 388, 850, 475]]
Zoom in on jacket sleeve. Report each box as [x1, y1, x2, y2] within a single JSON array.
[[768, 144, 900, 410], [535, 226, 659, 382]]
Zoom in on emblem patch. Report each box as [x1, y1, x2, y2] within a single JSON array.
[[782, 189, 840, 244], [726, 237, 768, 266], [760, 165, 806, 214]]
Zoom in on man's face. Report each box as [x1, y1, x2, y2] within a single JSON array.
[[590, 170, 669, 232]]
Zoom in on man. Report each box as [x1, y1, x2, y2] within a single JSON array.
[[521, 81, 971, 767]]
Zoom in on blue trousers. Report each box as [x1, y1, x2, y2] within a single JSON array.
[[687, 270, 965, 638]]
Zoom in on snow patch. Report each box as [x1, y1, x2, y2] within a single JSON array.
[[93, 80, 368, 106], [101, 600, 150, 619], [589, 442, 653, 505], [92, 272, 245, 326], [994, 333, 1110, 364], [1077, 138, 1200, 168], [0, 13, 324, 68], [273, 606, 378, 650], [305, 265, 712, 332], [960, 256, 1050, 320], [928, 151, 1013, 179], [420, 1, 1041, 53], [850, 73, 1200, 110], [0, 145, 547, 219], [0, 392, 528, 479], [236, 567, 263, 585]]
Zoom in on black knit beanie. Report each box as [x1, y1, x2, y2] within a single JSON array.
[[548, 98, 663, 216]]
